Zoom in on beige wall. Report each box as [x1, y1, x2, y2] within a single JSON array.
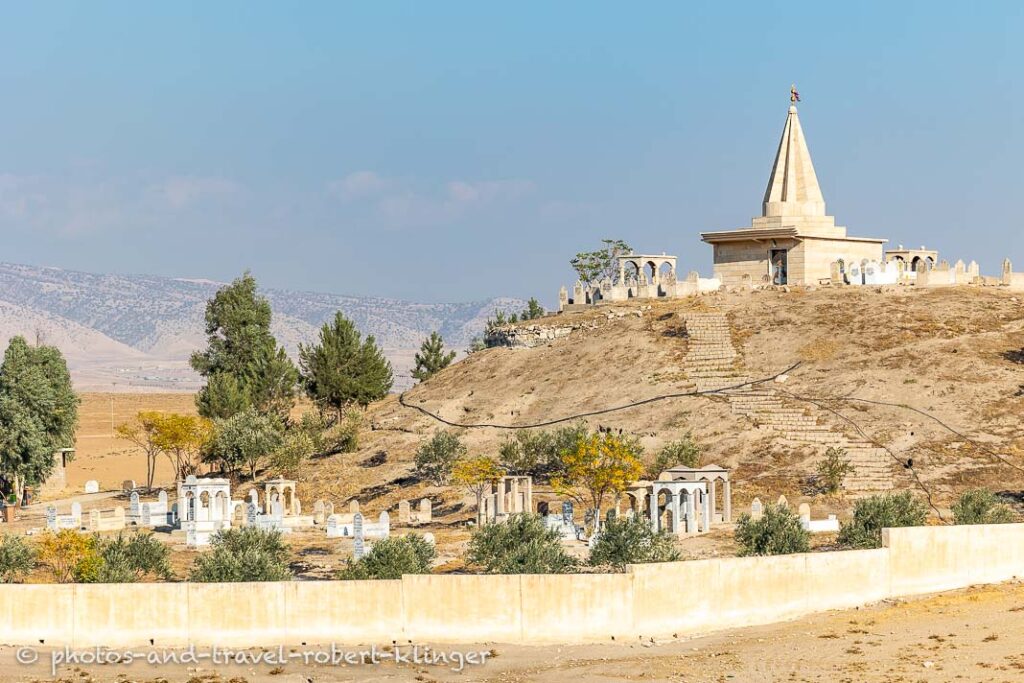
[[802, 237, 884, 284], [0, 523, 1021, 647], [711, 239, 800, 285]]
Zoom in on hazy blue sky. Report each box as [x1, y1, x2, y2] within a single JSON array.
[[1, 2, 1021, 304]]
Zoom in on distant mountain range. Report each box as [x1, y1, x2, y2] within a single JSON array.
[[0, 262, 523, 392]]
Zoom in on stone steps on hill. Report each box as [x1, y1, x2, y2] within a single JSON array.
[[679, 312, 901, 494]]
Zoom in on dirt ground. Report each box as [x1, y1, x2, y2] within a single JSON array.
[[3, 581, 1024, 682]]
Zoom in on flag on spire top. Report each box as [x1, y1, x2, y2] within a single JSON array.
[[790, 84, 800, 103]]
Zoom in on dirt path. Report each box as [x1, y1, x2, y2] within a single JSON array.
[[5, 581, 1024, 682]]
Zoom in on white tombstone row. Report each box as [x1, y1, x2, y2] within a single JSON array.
[[325, 511, 390, 540]]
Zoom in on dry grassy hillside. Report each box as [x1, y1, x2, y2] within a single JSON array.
[[299, 286, 1024, 520], [69, 287, 1024, 530]]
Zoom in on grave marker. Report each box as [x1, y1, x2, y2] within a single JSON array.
[[84, 480, 99, 494], [129, 491, 140, 517], [353, 512, 365, 559], [46, 505, 57, 530], [750, 497, 763, 521]]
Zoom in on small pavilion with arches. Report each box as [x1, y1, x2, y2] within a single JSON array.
[[621, 464, 732, 536]]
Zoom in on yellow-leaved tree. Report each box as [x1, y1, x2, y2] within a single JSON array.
[[552, 432, 643, 530], [452, 456, 505, 525], [152, 414, 213, 481]]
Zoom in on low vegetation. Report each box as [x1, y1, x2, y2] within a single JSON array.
[[0, 535, 34, 583], [815, 446, 854, 496], [588, 515, 680, 569], [337, 534, 436, 580], [837, 491, 927, 549], [952, 488, 1016, 525], [414, 430, 467, 486], [190, 527, 291, 582], [466, 514, 577, 574], [734, 504, 810, 556]]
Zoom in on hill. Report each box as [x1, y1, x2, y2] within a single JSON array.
[[298, 285, 1024, 522], [0, 262, 523, 391]]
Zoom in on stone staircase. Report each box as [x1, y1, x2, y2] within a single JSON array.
[[680, 313, 897, 494]]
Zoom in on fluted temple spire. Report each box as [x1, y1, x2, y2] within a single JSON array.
[[762, 105, 825, 218]]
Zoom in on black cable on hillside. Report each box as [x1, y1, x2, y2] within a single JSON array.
[[397, 361, 803, 430], [769, 387, 947, 522]]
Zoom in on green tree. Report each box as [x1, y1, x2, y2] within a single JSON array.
[[190, 273, 298, 420], [837, 491, 927, 549], [189, 527, 291, 582], [337, 534, 436, 580], [207, 408, 284, 481], [570, 239, 632, 284], [952, 489, 1016, 525], [0, 535, 34, 583], [413, 431, 467, 486], [521, 297, 545, 321], [0, 336, 79, 501], [299, 311, 393, 420], [411, 332, 457, 383], [734, 504, 811, 556], [645, 435, 702, 479], [466, 514, 577, 574], [588, 515, 680, 570]]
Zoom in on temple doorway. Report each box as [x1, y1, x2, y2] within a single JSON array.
[[770, 249, 788, 285]]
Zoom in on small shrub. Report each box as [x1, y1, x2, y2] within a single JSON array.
[[189, 527, 291, 582], [324, 411, 361, 454], [271, 430, 315, 476], [645, 435, 702, 479], [338, 534, 436, 580], [37, 529, 102, 583], [816, 447, 854, 495], [466, 514, 577, 574], [837, 491, 927, 549], [734, 504, 810, 556], [0, 535, 34, 583], [94, 532, 174, 583], [952, 489, 1016, 525], [414, 431, 467, 486], [588, 515, 680, 570]]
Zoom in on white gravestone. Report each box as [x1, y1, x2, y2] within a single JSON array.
[[353, 512, 365, 559], [84, 480, 99, 494]]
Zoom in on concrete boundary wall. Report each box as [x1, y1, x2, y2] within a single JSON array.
[[0, 523, 1021, 647]]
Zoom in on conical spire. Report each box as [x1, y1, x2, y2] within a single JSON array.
[[762, 105, 825, 218]]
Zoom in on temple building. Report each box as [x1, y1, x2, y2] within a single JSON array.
[[701, 104, 886, 286]]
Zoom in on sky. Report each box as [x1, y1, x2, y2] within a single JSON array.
[[1, 2, 1022, 305]]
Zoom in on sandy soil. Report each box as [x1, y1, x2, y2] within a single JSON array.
[[3, 581, 1023, 682]]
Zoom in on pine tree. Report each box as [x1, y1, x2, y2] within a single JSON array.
[[411, 331, 456, 382], [190, 273, 298, 420], [299, 311, 393, 419], [0, 336, 79, 500]]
